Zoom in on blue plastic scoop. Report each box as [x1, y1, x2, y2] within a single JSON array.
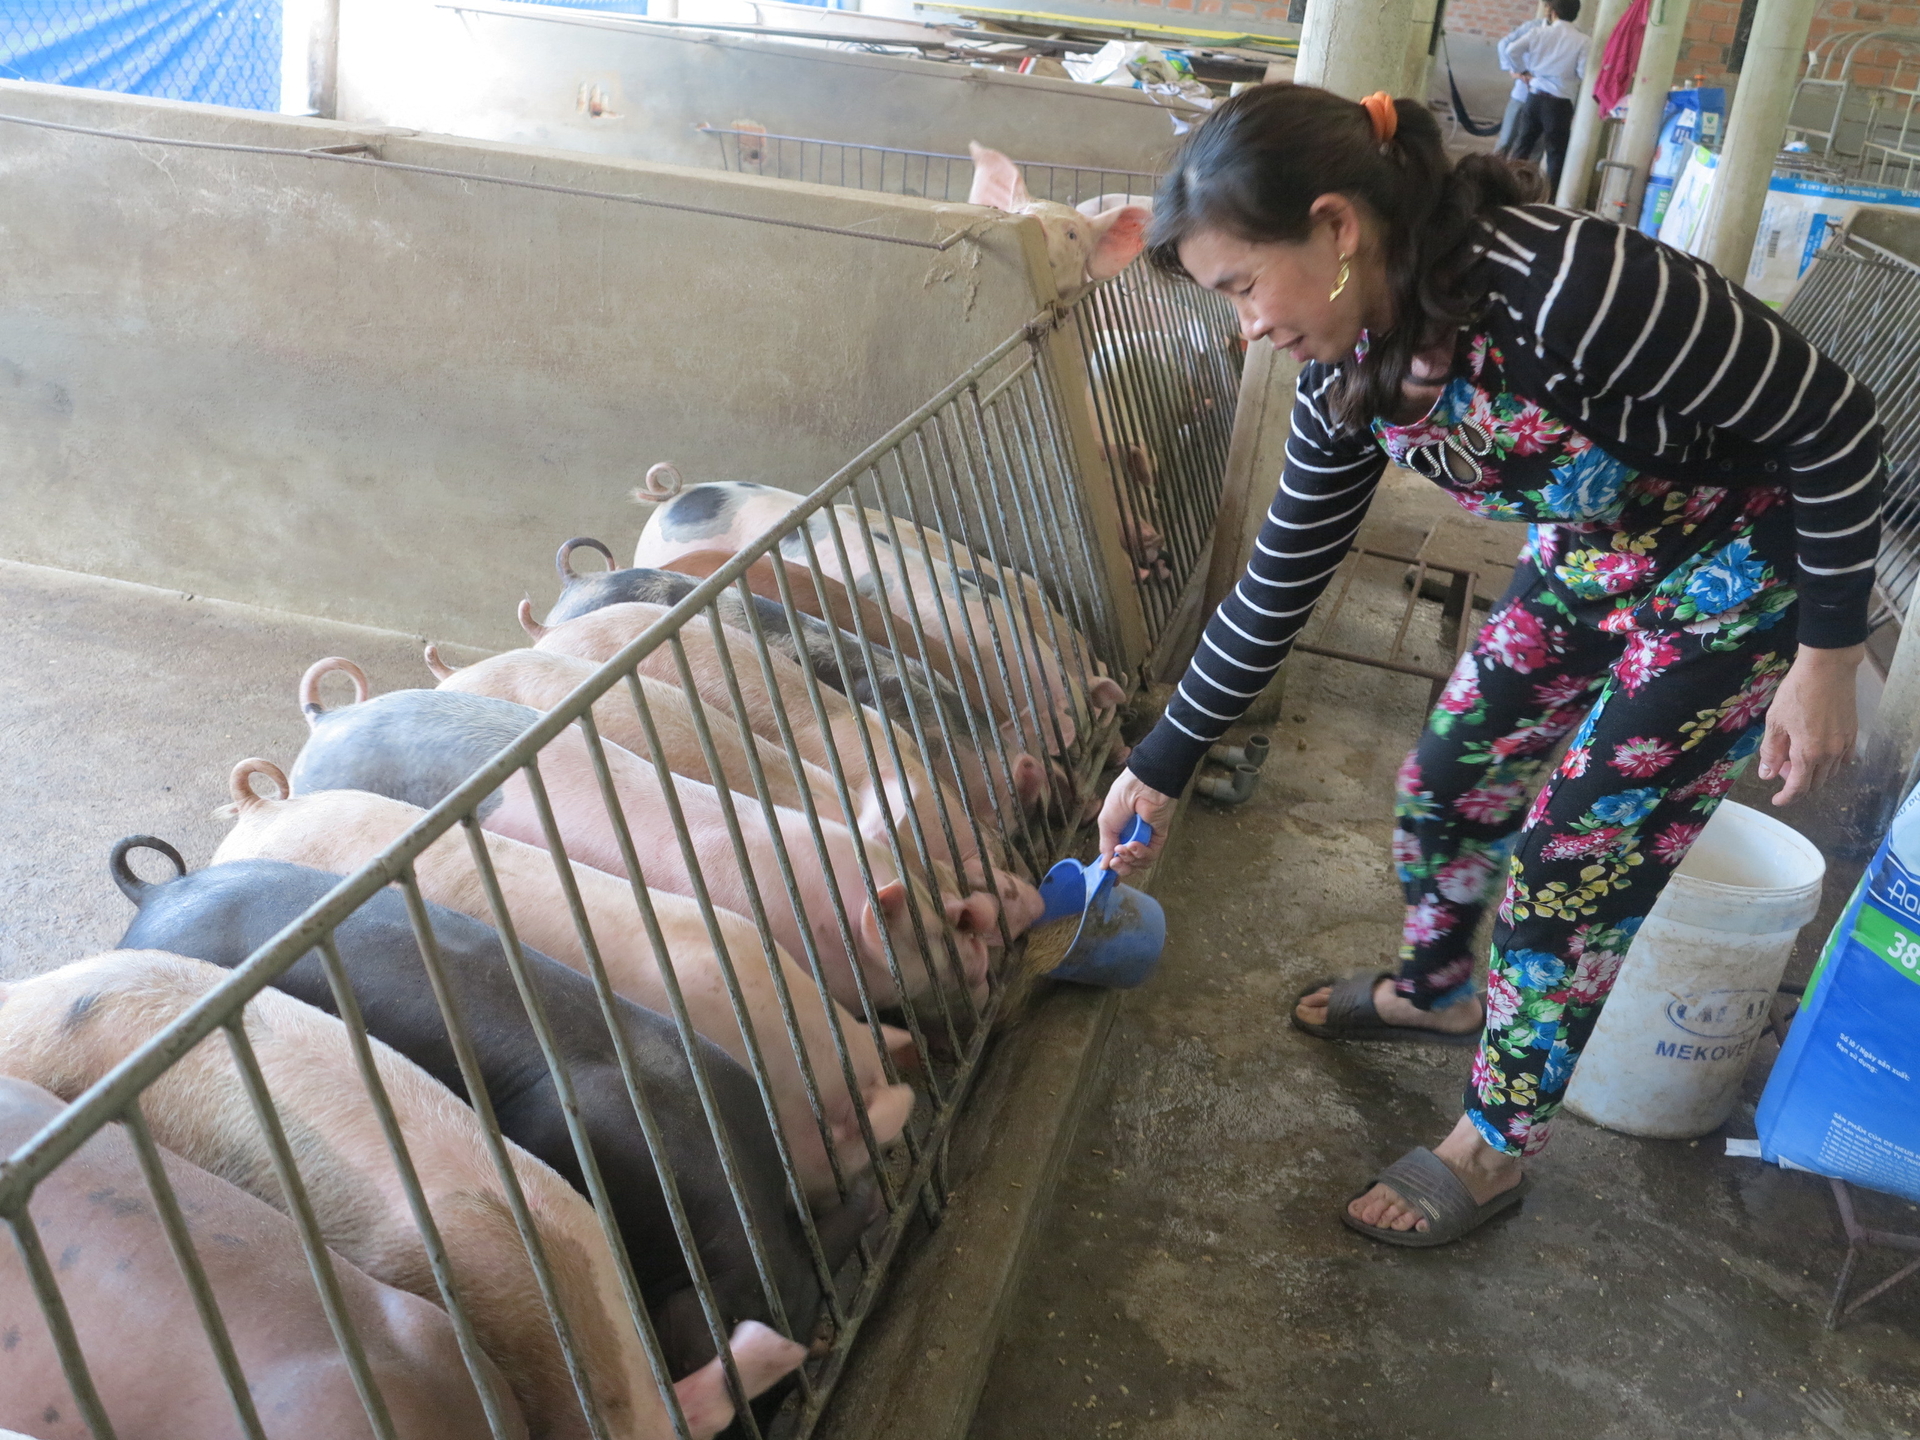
[[1032, 817, 1166, 989]]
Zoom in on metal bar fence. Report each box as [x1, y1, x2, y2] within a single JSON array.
[[697, 124, 1158, 207], [0, 309, 1138, 1440], [699, 123, 1245, 653], [1782, 231, 1920, 628]]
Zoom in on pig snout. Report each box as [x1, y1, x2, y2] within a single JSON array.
[[672, 1322, 808, 1440], [944, 887, 1002, 946], [1088, 676, 1127, 715]]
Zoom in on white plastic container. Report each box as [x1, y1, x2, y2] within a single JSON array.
[[1563, 801, 1826, 1140]]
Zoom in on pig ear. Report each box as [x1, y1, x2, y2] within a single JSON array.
[[861, 879, 910, 952], [1085, 205, 1151, 282], [424, 644, 456, 682], [1011, 751, 1048, 810], [967, 142, 1029, 211], [1088, 676, 1127, 713], [518, 598, 549, 642]]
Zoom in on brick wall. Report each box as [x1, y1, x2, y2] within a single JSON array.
[[1680, 0, 1920, 90], [1444, 0, 1544, 41]]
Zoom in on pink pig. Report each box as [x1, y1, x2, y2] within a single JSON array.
[[966, 143, 1151, 300]]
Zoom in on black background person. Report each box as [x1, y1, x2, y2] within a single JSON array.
[[1502, 0, 1586, 191]]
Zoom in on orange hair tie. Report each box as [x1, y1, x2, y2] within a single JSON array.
[[1360, 91, 1399, 147]]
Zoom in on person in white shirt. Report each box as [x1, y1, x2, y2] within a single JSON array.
[[1501, 0, 1586, 188], [1495, 5, 1550, 148]]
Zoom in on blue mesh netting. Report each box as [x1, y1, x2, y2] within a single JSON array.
[[0, 0, 282, 111]]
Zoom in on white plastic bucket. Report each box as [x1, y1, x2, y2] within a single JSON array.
[[1563, 801, 1826, 1140]]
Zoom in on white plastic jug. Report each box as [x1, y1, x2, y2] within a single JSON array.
[[1563, 801, 1825, 1140]]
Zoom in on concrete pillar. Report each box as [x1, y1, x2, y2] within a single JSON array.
[[1556, 0, 1638, 207], [1700, 0, 1820, 280], [1615, 0, 1693, 221], [1297, 0, 1422, 99], [1402, 0, 1443, 104], [280, 0, 339, 117]]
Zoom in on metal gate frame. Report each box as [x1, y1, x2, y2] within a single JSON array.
[[701, 121, 1245, 668], [1782, 231, 1920, 631], [1, 309, 1146, 1440]]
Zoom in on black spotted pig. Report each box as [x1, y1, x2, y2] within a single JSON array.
[[0, 952, 805, 1440], [0, 1074, 524, 1440], [288, 661, 1001, 1006], [110, 839, 862, 1379], [211, 759, 917, 1199]]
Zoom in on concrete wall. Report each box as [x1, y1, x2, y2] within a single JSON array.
[[0, 81, 1062, 649], [334, 0, 1198, 179]]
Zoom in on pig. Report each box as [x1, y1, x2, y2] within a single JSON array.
[[524, 606, 1048, 938], [965, 143, 1150, 301], [289, 664, 998, 1006], [111, 839, 865, 1378], [532, 546, 1030, 833], [422, 644, 847, 828], [0, 952, 806, 1440], [647, 543, 965, 688], [211, 760, 917, 1201], [630, 482, 1122, 759], [0, 1073, 523, 1440]]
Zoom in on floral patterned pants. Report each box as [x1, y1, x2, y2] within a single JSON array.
[[1393, 564, 1795, 1158]]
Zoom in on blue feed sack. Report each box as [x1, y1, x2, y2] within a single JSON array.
[[1756, 802, 1920, 1203]]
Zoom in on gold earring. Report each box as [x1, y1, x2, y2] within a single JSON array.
[[1329, 252, 1351, 303]]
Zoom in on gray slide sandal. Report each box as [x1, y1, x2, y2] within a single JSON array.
[[1291, 972, 1482, 1046], [1341, 1146, 1532, 1248]]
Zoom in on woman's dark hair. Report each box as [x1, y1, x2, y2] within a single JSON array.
[[1148, 84, 1544, 428]]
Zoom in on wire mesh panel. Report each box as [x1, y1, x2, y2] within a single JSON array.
[[1782, 231, 1920, 627], [0, 316, 1132, 1440], [0, 0, 281, 110], [698, 125, 1157, 207]]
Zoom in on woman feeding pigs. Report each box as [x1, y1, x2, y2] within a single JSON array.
[[1097, 85, 1880, 1245]]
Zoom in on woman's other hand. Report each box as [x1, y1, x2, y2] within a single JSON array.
[[1098, 770, 1177, 876], [1759, 643, 1864, 805]]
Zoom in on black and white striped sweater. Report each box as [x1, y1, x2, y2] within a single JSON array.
[[1127, 204, 1885, 798]]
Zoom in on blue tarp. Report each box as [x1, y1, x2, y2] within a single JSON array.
[[0, 0, 844, 119], [0, 0, 282, 110]]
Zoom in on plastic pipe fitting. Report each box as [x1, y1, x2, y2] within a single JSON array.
[[1205, 733, 1270, 771], [1195, 762, 1260, 805]]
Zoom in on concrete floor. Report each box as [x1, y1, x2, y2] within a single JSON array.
[[12, 514, 1920, 1440], [969, 490, 1920, 1440], [4, 559, 490, 979]]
